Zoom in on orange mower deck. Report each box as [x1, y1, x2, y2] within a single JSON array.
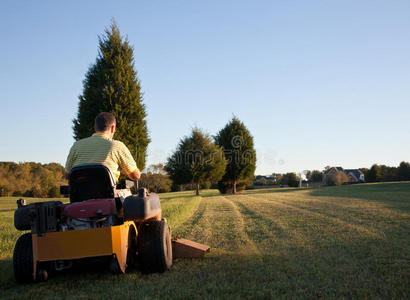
[[32, 221, 136, 280]]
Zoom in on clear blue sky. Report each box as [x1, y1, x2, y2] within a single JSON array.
[[1, 0, 409, 174]]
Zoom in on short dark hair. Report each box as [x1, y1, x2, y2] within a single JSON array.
[[94, 112, 116, 132]]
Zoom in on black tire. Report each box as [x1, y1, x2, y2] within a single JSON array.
[[13, 233, 34, 283], [138, 220, 172, 273], [126, 226, 138, 269], [14, 206, 31, 231]]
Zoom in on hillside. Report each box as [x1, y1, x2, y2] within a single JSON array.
[[0, 182, 409, 299]]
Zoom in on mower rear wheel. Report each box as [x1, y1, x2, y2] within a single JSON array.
[[13, 233, 34, 283], [138, 220, 172, 273]]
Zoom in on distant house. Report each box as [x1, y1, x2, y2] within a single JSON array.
[[344, 169, 365, 183], [322, 167, 365, 184]]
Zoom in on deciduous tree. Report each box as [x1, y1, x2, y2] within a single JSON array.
[[398, 161, 410, 180], [139, 164, 172, 193], [308, 170, 323, 182], [287, 173, 299, 187], [367, 164, 381, 182]]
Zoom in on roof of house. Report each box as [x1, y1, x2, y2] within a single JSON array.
[[323, 167, 344, 174], [344, 169, 364, 179], [322, 167, 364, 181]]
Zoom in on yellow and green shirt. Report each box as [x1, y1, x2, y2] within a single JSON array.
[[65, 132, 138, 180]]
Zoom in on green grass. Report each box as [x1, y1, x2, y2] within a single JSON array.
[[0, 183, 409, 299]]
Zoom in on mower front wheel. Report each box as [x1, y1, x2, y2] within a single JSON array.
[[126, 226, 138, 269], [109, 256, 121, 275], [13, 233, 34, 283], [138, 220, 172, 273]]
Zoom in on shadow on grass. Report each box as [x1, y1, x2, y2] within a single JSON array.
[[0, 258, 15, 292], [233, 200, 291, 240], [1, 183, 409, 298], [0, 256, 115, 293], [1, 240, 408, 299]]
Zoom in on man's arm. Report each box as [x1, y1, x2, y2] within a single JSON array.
[[127, 168, 141, 181], [116, 142, 141, 181], [64, 144, 76, 179], [120, 168, 141, 180]]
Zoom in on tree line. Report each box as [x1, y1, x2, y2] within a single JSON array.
[[138, 164, 172, 193], [361, 162, 410, 182], [0, 116, 256, 198], [0, 162, 66, 198], [255, 162, 410, 188], [255, 171, 322, 187]]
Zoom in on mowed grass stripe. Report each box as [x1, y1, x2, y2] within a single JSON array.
[[161, 195, 201, 229], [231, 190, 410, 298], [233, 193, 383, 252], [258, 186, 410, 227], [225, 195, 287, 254], [277, 196, 409, 237], [220, 196, 261, 255], [245, 188, 410, 242], [173, 196, 261, 254]]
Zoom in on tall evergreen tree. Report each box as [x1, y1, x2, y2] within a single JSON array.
[[215, 117, 256, 194], [73, 22, 149, 170], [166, 129, 227, 196]]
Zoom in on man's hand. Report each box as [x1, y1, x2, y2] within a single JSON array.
[[127, 168, 141, 181]]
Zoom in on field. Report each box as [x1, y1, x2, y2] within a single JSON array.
[[0, 182, 409, 299]]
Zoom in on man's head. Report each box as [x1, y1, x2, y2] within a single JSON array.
[[94, 112, 116, 139]]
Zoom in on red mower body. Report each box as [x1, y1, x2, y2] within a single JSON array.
[[62, 198, 116, 219]]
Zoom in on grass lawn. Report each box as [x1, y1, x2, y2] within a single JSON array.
[[0, 182, 409, 299]]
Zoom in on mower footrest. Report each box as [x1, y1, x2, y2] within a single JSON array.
[[171, 238, 210, 259]]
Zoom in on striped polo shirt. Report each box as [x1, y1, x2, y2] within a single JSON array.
[[65, 132, 138, 180]]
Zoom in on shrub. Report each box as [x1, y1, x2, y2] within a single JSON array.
[[327, 171, 348, 186], [139, 173, 172, 193]]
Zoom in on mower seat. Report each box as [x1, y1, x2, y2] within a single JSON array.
[[68, 164, 118, 203]]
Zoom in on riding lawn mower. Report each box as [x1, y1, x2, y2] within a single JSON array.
[[12, 164, 209, 283]]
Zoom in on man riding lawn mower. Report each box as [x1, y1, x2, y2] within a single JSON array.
[[12, 113, 209, 283]]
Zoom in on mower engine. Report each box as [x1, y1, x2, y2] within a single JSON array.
[[61, 198, 119, 231]]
